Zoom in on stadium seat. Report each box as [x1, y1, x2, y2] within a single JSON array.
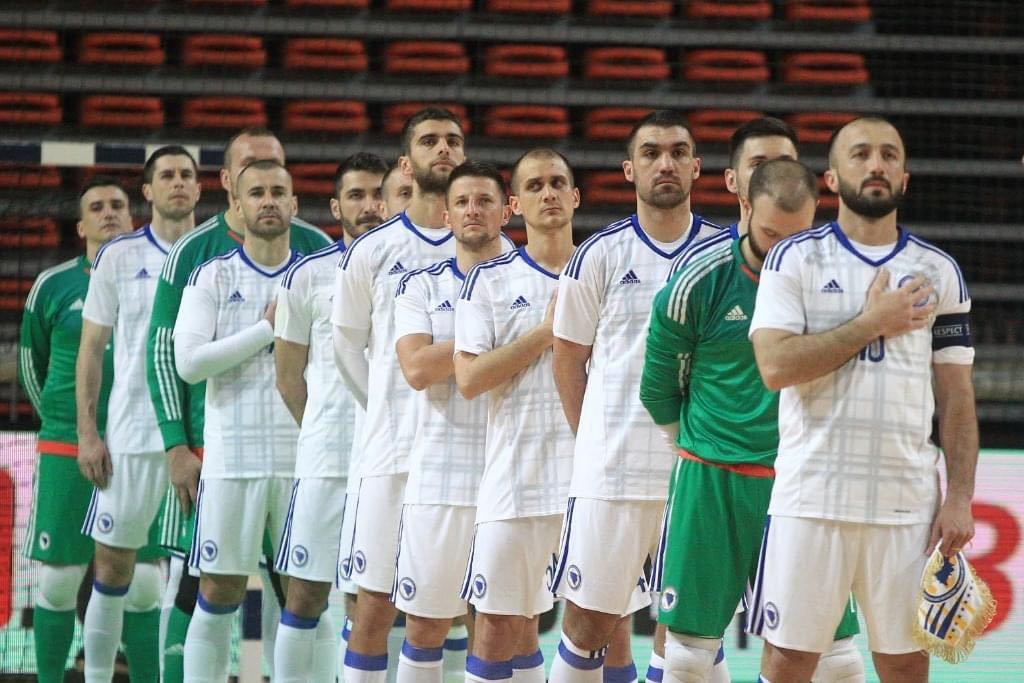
[[689, 110, 764, 143], [781, 53, 869, 85], [0, 218, 61, 249], [0, 30, 61, 63], [199, 170, 223, 193], [383, 102, 470, 135], [0, 278, 34, 311], [286, 0, 368, 6], [584, 48, 670, 80], [290, 163, 337, 195], [384, 42, 470, 75], [484, 105, 570, 139], [486, 0, 571, 14], [182, 97, 267, 129], [583, 107, 652, 141], [784, 0, 871, 22], [0, 93, 61, 126], [0, 165, 61, 189], [182, 35, 266, 69], [587, 0, 672, 18], [81, 96, 164, 128], [283, 100, 370, 134], [785, 112, 857, 143], [284, 38, 367, 71], [386, 0, 471, 9], [79, 33, 164, 66], [483, 45, 569, 79], [187, 0, 267, 6], [78, 166, 143, 191], [686, 0, 772, 20], [691, 175, 736, 208], [683, 50, 770, 83], [584, 171, 633, 205]]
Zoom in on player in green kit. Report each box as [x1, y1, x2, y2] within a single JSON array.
[[642, 160, 862, 683], [146, 128, 331, 680]]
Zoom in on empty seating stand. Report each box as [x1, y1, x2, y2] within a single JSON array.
[[283, 100, 370, 133], [785, 112, 857, 143], [587, 0, 672, 18], [784, 0, 871, 23], [484, 45, 568, 79], [187, 0, 267, 6], [384, 42, 470, 75], [183, 97, 267, 129], [290, 163, 337, 195], [81, 96, 164, 128], [584, 48, 670, 81], [484, 106, 570, 139], [183, 35, 266, 69], [781, 53, 869, 85], [584, 171, 634, 205], [486, 0, 571, 14], [383, 102, 470, 135], [692, 175, 736, 208], [287, 0, 368, 6], [0, 93, 61, 125], [284, 39, 367, 71], [79, 33, 164, 66], [386, 0, 471, 9], [0, 165, 61, 190], [0, 30, 61, 63], [689, 110, 763, 143], [0, 218, 61, 249], [683, 50, 769, 84], [0, 278, 35, 311], [583, 108, 652, 141], [687, 0, 772, 20]]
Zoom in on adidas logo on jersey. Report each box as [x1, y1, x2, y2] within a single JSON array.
[[227, 290, 245, 303], [435, 300, 454, 312], [388, 261, 407, 276], [725, 305, 748, 321], [510, 295, 530, 310], [619, 269, 641, 285], [69, 298, 85, 311], [821, 279, 843, 293], [134, 267, 150, 280]]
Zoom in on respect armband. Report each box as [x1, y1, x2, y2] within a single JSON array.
[[932, 313, 972, 350]]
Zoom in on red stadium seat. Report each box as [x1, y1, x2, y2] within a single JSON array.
[[283, 100, 370, 134], [290, 163, 337, 195], [785, 112, 857, 144], [78, 166, 142, 191], [484, 45, 569, 79], [81, 96, 164, 128], [0, 30, 61, 63], [691, 175, 736, 208], [484, 106, 570, 139], [584, 171, 633, 205], [384, 42, 470, 75], [784, 0, 871, 22], [584, 48, 670, 80], [0, 218, 61, 249], [781, 53, 869, 85], [683, 50, 769, 83], [486, 0, 571, 14], [0, 93, 61, 126], [386, 0, 471, 9], [199, 170, 223, 193], [79, 33, 164, 66], [587, 0, 672, 18], [583, 107, 653, 141], [689, 110, 764, 143], [286, 0, 368, 6], [0, 165, 61, 189], [383, 102, 470, 135], [182, 97, 267, 129], [0, 278, 34, 310], [187, 0, 267, 5], [183, 35, 266, 69], [686, 0, 772, 20], [284, 39, 367, 71]]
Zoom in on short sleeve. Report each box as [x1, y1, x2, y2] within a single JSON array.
[[394, 273, 433, 341], [82, 246, 120, 327], [931, 256, 974, 365], [749, 245, 806, 337], [276, 264, 313, 345], [455, 271, 494, 356], [332, 242, 373, 331], [553, 248, 603, 346]]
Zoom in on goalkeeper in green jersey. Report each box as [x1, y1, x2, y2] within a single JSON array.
[[145, 128, 331, 681]]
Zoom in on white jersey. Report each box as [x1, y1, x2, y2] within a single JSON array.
[[277, 242, 362, 480], [555, 213, 723, 501], [83, 224, 169, 454], [176, 248, 301, 479], [750, 222, 974, 525], [395, 257, 486, 507], [455, 247, 575, 522]]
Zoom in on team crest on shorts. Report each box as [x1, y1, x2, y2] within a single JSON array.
[[39, 531, 51, 550], [340, 556, 352, 578], [567, 565, 583, 590], [97, 513, 114, 533], [398, 577, 416, 600], [472, 574, 487, 598], [201, 540, 218, 562], [291, 545, 309, 568], [660, 587, 678, 612], [353, 550, 366, 574], [763, 601, 780, 630]]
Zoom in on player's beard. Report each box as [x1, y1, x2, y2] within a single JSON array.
[[837, 176, 904, 219], [746, 227, 769, 263], [639, 180, 688, 210], [245, 212, 288, 239], [413, 161, 452, 196], [341, 213, 383, 240], [456, 228, 498, 253], [155, 202, 194, 222]]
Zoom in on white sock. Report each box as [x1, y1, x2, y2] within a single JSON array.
[[314, 612, 338, 683], [160, 557, 185, 677], [261, 568, 282, 673], [83, 580, 128, 683], [465, 655, 513, 683], [398, 640, 444, 683], [603, 661, 637, 683], [388, 622, 407, 683], [510, 650, 544, 683], [550, 633, 605, 683], [646, 653, 665, 683], [274, 610, 320, 682], [345, 648, 389, 683], [183, 596, 237, 683], [443, 625, 469, 682], [709, 645, 730, 683]]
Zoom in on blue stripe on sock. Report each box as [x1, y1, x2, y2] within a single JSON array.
[[393, 613, 407, 628], [510, 650, 543, 670], [444, 637, 469, 651], [714, 644, 725, 665], [281, 609, 319, 630], [92, 579, 129, 597], [645, 663, 663, 682], [342, 619, 352, 641], [557, 641, 605, 671], [466, 655, 513, 680], [196, 594, 240, 615], [401, 641, 443, 662], [757, 677, 770, 683], [604, 662, 637, 683], [345, 649, 389, 671]]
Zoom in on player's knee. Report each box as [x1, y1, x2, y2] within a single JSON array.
[[664, 633, 720, 683], [562, 603, 617, 650], [811, 637, 865, 683], [174, 571, 200, 615], [125, 562, 163, 612], [36, 564, 89, 612]]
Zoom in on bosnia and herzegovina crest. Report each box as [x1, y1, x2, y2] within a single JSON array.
[[914, 548, 997, 664]]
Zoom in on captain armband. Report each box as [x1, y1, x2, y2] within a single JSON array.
[[932, 313, 972, 350]]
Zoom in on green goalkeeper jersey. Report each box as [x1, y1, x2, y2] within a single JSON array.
[[146, 210, 331, 450], [18, 255, 114, 447], [641, 235, 776, 467]]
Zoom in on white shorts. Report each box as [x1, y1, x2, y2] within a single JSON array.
[[189, 477, 293, 576], [460, 515, 562, 617], [393, 504, 475, 619], [552, 497, 663, 616], [83, 451, 167, 550], [337, 490, 359, 594], [749, 515, 929, 654], [275, 478, 348, 583], [347, 473, 407, 593]]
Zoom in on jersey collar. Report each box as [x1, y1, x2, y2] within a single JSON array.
[[400, 211, 454, 246], [517, 246, 559, 279], [630, 213, 700, 259], [829, 221, 908, 267], [217, 211, 245, 245], [733, 236, 760, 284], [238, 246, 302, 278]]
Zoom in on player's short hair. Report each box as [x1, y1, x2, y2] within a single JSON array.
[[78, 175, 128, 217], [826, 116, 905, 168], [747, 158, 819, 213], [626, 110, 694, 158], [445, 160, 506, 204], [223, 127, 279, 169], [333, 153, 389, 196], [143, 145, 199, 184], [381, 161, 402, 187], [400, 107, 464, 156], [509, 148, 575, 193], [235, 159, 291, 190], [728, 117, 799, 169]]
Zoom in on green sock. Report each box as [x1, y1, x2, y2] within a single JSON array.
[[33, 606, 75, 683], [162, 605, 192, 683], [122, 609, 161, 682]]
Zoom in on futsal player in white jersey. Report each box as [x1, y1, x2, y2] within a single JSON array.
[[392, 161, 512, 683], [333, 108, 466, 683], [549, 111, 724, 683], [174, 161, 303, 681], [76, 147, 201, 682], [454, 148, 577, 683], [749, 117, 978, 683], [272, 153, 388, 682]]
